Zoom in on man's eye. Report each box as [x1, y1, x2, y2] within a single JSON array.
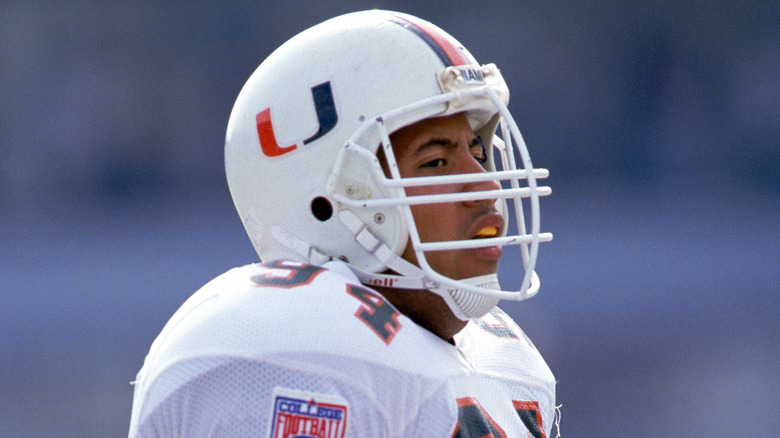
[[423, 159, 446, 168], [471, 147, 487, 164], [471, 137, 487, 164]]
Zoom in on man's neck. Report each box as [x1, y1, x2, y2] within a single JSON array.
[[370, 285, 468, 343]]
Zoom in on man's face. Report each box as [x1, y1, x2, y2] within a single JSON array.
[[389, 113, 504, 281]]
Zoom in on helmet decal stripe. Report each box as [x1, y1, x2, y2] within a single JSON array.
[[386, 14, 471, 67]]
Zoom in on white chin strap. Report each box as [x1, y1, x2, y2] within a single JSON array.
[[337, 210, 503, 320], [447, 274, 501, 320], [348, 261, 500, 321]]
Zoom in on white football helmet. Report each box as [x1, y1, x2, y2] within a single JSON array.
[[225, 10, 552, 320]]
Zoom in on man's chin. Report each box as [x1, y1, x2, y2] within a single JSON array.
[[473, 245, 503, 261]]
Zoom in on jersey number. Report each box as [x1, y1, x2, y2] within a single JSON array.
[[452, 397, 506, 438], [452, 398, 545, 438], [346, 284, 402, 345], [513, 400, 545, 438], [250, 260, 325, 288], [474, 308, 519, 340]]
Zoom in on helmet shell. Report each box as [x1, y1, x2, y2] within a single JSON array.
[[226, 11, 486, 271]]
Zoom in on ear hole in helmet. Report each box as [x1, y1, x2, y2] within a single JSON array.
[[310, 196, 333, 221]]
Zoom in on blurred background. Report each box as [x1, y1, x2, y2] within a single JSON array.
[[1, 1, 777, 436]]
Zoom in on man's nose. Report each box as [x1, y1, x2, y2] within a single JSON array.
[[459, 153, 500, 207]]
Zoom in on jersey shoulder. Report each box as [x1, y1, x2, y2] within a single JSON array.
[[457, 307, 555, 391], [141, 260, 464, 380]]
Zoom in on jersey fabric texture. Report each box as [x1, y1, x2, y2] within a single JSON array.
[[128, 260, 556, 437]]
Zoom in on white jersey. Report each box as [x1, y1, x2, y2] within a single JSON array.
[[128, 260, 556, 437]]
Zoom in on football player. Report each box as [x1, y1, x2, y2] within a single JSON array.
[[129, 10, 557, 437]]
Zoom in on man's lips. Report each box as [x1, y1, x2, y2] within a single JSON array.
[[461, 213, 505, 260], [470, 213, 504, 239]]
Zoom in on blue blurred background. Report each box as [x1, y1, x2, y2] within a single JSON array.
[[1, 1, 777, 436]]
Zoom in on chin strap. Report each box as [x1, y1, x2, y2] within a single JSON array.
[[338, 210, 500, 320], [351, 260, 501, 321], [442, 274, 501, 320], [270, 225, 332, 266], [337, 209, 430, 287], [268, 215, 428, 289]]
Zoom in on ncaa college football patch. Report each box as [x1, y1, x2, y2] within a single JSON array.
[[269, 387, 349, 438]]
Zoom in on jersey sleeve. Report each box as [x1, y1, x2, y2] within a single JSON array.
[[129, 355, 392, 437]]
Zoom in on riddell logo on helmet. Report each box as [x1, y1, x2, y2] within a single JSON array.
[[256, 81, 338, 157]]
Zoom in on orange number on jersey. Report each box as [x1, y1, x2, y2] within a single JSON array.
[[513, 400, 545, 438], [250, 260, 325, 288], [452, 397, 507, 438], [346, 284, 402, 345]]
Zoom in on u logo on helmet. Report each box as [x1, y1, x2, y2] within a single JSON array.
[[255, 81, 338, 157]]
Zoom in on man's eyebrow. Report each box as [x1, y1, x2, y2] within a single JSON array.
[[413, 137, 453, 155], [412, 135, 481, 155]]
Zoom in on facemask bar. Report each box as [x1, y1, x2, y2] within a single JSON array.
[[331, 86, 552, 300]]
